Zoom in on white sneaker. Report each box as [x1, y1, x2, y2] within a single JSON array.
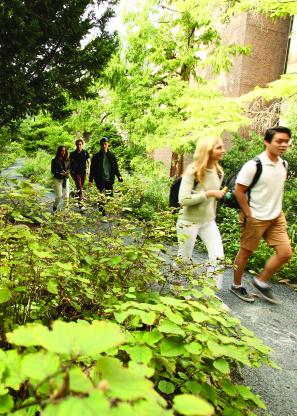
[[80, 205, 86, 211]]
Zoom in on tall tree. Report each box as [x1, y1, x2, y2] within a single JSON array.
[[104, 0, 249, 158], [0, 0, 118, 126]]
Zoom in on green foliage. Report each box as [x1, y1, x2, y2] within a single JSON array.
[[0, 180, 166, 331], [0, 126, 25, 171], [0, 0, 118, 126], [227, 0, 297, 18], [18, 151, 52, 184], [121, 156, 171, 220], [107, 286, 271, 415], [104, 0, 249, 152], [221, 133, 264, 177], [20, 114, 74, 154], [0, 177, 275, 414], [0, 142, 25, 172], [0, 288, 272, 415]]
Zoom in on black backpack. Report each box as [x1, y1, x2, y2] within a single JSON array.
[[169, 177, 183, 209], [222, 157, 287, 209], [169, 176, 198, 209]]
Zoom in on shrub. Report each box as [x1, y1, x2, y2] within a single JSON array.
[[0, 179, 276, 415], [18, 150, 52, 184], [20, 114, 73, 154], [121, 156, 171, 220]]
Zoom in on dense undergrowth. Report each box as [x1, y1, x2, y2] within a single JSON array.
[[0, 179, 274, 415]]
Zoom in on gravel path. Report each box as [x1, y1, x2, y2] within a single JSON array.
[[2, 159, 297, 415], [186, 248, 297, 416]]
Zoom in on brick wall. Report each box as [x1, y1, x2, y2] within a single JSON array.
[[218, 13, 290, 96]]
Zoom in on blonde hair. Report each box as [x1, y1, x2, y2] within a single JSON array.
[[186, 137, 223, 184]]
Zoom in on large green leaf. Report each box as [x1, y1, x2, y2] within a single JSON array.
[[191, 311, 209, 323], [133, 400, 174, 415], [143, 329, 163, 345], [96, 357, 154, 400], [221, 380, 236, 397], [165, 308, 184, 325], [173, 394, 214, 415], [158, 380, 175, 394], [22, 352, 60, 381], [213, 358, 230, 374], [2, 350, 25, 389], [124, 345, 153, 364], [6, 323, 53, 347], [158, 319, 185, 336], [0, 287, 11, 304], [0, 394, 13, 413], [185, 342, 202, 355], [69, 367, 94, 393], [8, 320, 125, 358], [43, 391, 110, 416], [47, 278, 59, 294], [160, 338, 185, 357]]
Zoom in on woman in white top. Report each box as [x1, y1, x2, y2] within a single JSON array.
[[176, 137, 226, 288]]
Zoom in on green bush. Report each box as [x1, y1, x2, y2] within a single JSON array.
[[20, 114, 73, 154], [0, 182, 276, 415], [18, 150, 52, 185], [121, 156, 171, 220], [0, 142, 25, 172], [221, 133, 264, 177]]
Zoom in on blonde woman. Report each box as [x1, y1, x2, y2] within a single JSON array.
[[176, 137, 226, 288]]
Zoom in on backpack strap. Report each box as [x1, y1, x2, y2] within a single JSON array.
[[249, 157, 262, 189]]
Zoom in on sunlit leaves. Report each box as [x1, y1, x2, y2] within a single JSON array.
[[96, 357, 155, 400], [22, 352, 60, 381], [173, 394, 214, 415], [0, 287, 11, 304], [7, 320, 125, 357]]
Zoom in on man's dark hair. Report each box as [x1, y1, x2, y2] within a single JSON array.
[[75, 139, 84, 145], [264, 126, 291, 143]]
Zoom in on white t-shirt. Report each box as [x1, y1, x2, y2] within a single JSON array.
[[236, 151, 287, 220]]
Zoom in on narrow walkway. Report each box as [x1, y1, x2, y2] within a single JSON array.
[[190, 249, 297, 416], [2, 159, 297, 415]]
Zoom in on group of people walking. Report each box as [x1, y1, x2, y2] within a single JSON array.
[[51, 137, 122, 218], [176, 126, 292, 305]]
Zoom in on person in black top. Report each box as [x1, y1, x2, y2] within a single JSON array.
[[51, 146, 70, 212], [70, 139, 90, 210], [89, 137, 123, 219]]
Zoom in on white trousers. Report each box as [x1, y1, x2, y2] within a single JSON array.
[[176, 219, 224, 289], [53, 178, 69, 210]]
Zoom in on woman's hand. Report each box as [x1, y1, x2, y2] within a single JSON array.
[[206, 189, 226, 199]]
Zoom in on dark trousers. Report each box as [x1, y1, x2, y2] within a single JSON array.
[[95, 181, 113, 215], [72, 174, 86, 203]]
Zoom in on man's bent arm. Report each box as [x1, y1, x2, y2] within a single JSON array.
[[234, 184, 252, 217]]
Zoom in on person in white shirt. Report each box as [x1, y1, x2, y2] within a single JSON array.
[[230, 126, 292, 304]]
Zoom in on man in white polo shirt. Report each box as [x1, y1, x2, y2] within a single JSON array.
[[230, 126, 292, 304]]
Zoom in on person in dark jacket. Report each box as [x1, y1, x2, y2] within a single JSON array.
[[89, 137, 123, 218], [51, 146, 70, 212], [70, 139, 90, 210]]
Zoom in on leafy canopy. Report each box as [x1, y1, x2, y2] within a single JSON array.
[[0, 0, 118, 126]]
